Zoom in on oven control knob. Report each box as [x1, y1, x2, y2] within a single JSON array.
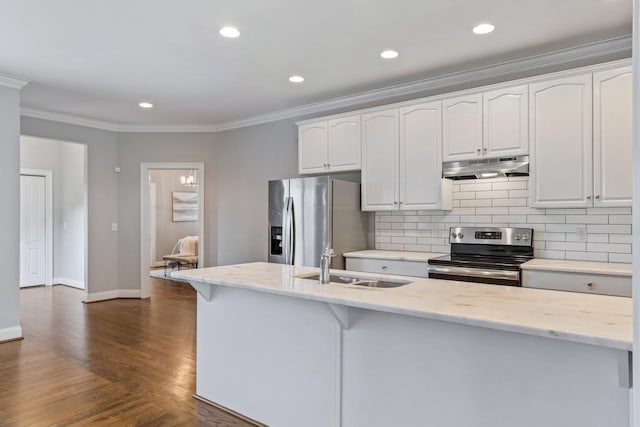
[[514, 235, 521, 241], [451, 232, 457, 239], [522, 234, 529, 241], [457, 232, 464, 239]]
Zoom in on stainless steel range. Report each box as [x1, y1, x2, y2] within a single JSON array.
[[428, 227, 534, 286]]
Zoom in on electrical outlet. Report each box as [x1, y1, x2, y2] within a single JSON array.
[[576, 227, 587, 242], [111, 222, 118, 232]]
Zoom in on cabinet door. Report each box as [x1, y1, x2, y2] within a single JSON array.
[[399, 102, 449, 210], [483, 85, 529, 158], [361, 109, 399, 211], [298, 123, 328, 174], [593, 67, 632, 207], [442, 93, 483, 161], [327, 115, 361, 172], [529, 74, 593, 208]]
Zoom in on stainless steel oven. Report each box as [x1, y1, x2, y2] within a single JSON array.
[[428, 227, 534, 286]]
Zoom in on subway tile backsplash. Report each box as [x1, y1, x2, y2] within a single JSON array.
[[375, 176, 632, 263]]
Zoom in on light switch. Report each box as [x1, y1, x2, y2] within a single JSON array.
[[111, 222, 118, 232]]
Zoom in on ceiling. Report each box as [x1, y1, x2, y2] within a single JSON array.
[[0, 0, 632, 130]]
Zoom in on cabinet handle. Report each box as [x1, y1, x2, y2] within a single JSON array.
[[587, 282, 593, 288], [595, 195, 600, 199], [381, 266, 388, 270], [476, 149, 481, 154], [483, 147, 487, 153], [394, 201, 398, 205], [587, 195, 592, 200]]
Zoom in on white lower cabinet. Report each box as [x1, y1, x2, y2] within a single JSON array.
[[362, 103, 452, 211], [345, 257, 428, 278], [522, 270, 631, 297]]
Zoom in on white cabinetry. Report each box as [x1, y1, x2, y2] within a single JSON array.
[[442, 93, 483, 161], [361, 109, 398, 210], [522, 270, 631, 297], [530, 67, 632, 208], [529, 74, 593, 208], [483, 85, 529, 158], [362, 104, 452, 211], [298, 115, 361, 174], [442, 86, 528, 161], [593, 66, 632, 207]]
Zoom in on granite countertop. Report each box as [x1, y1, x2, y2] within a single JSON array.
[[343, 250, 445, 262], [521, 258, 632, 277], [174, 262, 632, 351]]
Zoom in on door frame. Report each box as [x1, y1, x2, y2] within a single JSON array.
[[140, 162, 205, 299], [20, 168, 53, 287]]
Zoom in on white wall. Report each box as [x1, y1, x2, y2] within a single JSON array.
[[21, 117, 119, 295], [20, 136, 86, 287], [0, 85, 22, 340], [149, 169, 198, 261]]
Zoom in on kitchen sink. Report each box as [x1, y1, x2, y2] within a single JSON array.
[[298, 273, 411, 288]]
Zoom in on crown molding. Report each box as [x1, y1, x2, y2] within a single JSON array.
[[20, 107, 121, 131], [0, 74, 29, 90], [20, 35, 632, 133]]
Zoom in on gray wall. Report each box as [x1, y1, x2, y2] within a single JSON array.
[[0, 86, 21, 336], [20, 136, 86, 286], [21, 117, 119, 294], [150, 169, 198, 261]]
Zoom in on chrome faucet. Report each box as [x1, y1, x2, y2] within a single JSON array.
[[319, 244, 336, 284]]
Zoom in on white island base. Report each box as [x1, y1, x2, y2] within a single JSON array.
[[177, 263, 631, 427]]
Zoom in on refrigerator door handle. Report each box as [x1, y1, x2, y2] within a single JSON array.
[[283, 197, 294, 265]]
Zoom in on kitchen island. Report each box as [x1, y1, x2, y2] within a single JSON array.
[[174, 262, 632, 427]]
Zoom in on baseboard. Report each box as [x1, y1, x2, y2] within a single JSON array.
[[0, 326, 23, 342], [82, 289, 142, 303], [54, 277, 85, 289], [193, 394, 267, 427]]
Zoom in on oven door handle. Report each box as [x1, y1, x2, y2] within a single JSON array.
[[427, 265, 520, 281]]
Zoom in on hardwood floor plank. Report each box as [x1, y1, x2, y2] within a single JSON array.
[[0, 280, 257, 427]]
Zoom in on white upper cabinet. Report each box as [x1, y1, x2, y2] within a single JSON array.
[[593, 66, 632, 207], [442, 93, 483, 161], [361, 109, 399, 211], [483, 85, 529, 158], [298, 123, 328, 174], [529, 74, 593, 208], [362, 104, 452, 212], [298, 115, 361, 174], [399, 102, 451, 210]]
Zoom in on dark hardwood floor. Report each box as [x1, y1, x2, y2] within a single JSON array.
[[0, 280, 255, 427]]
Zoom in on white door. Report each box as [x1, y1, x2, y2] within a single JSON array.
[[442, 93, 483, 161], [298, 123, 328, 174], [483, 85, 529, 158], [327, 115, 361, 172], [399, 101, 445, 210], [149, 182, 157, 266], [593, 66, 632, 207], [361, 109, 399, 211], [529, 74, 593, 208], [20, 175, 46, 287]]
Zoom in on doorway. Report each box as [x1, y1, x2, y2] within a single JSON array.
[[19, 171, 52, 287], [140, 162, 205, 299]]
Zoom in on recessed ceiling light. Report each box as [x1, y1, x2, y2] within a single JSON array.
[[289, 75, 304, 83], [139, 102, 153, 109], [473, 23, 495, 35], [219, 26, 240, 38], [380, 50, 399, 59]]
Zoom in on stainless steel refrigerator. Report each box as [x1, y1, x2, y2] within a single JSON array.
[[268, 176, 369, 270]]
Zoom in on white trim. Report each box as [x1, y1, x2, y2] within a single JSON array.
[[140, 162, 205, 299], [19, 35, 631, 134], [20, 107, 120, 132], [81, 289, 142, 303], [0, 326, 23, 341], [20, 168, 53, 287], [631, 0, 639, 423], [0, 74, 29, 90], [53, 277, 85, 289]]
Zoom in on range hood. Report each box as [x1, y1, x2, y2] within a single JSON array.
[[442, 155, 529, 180]]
